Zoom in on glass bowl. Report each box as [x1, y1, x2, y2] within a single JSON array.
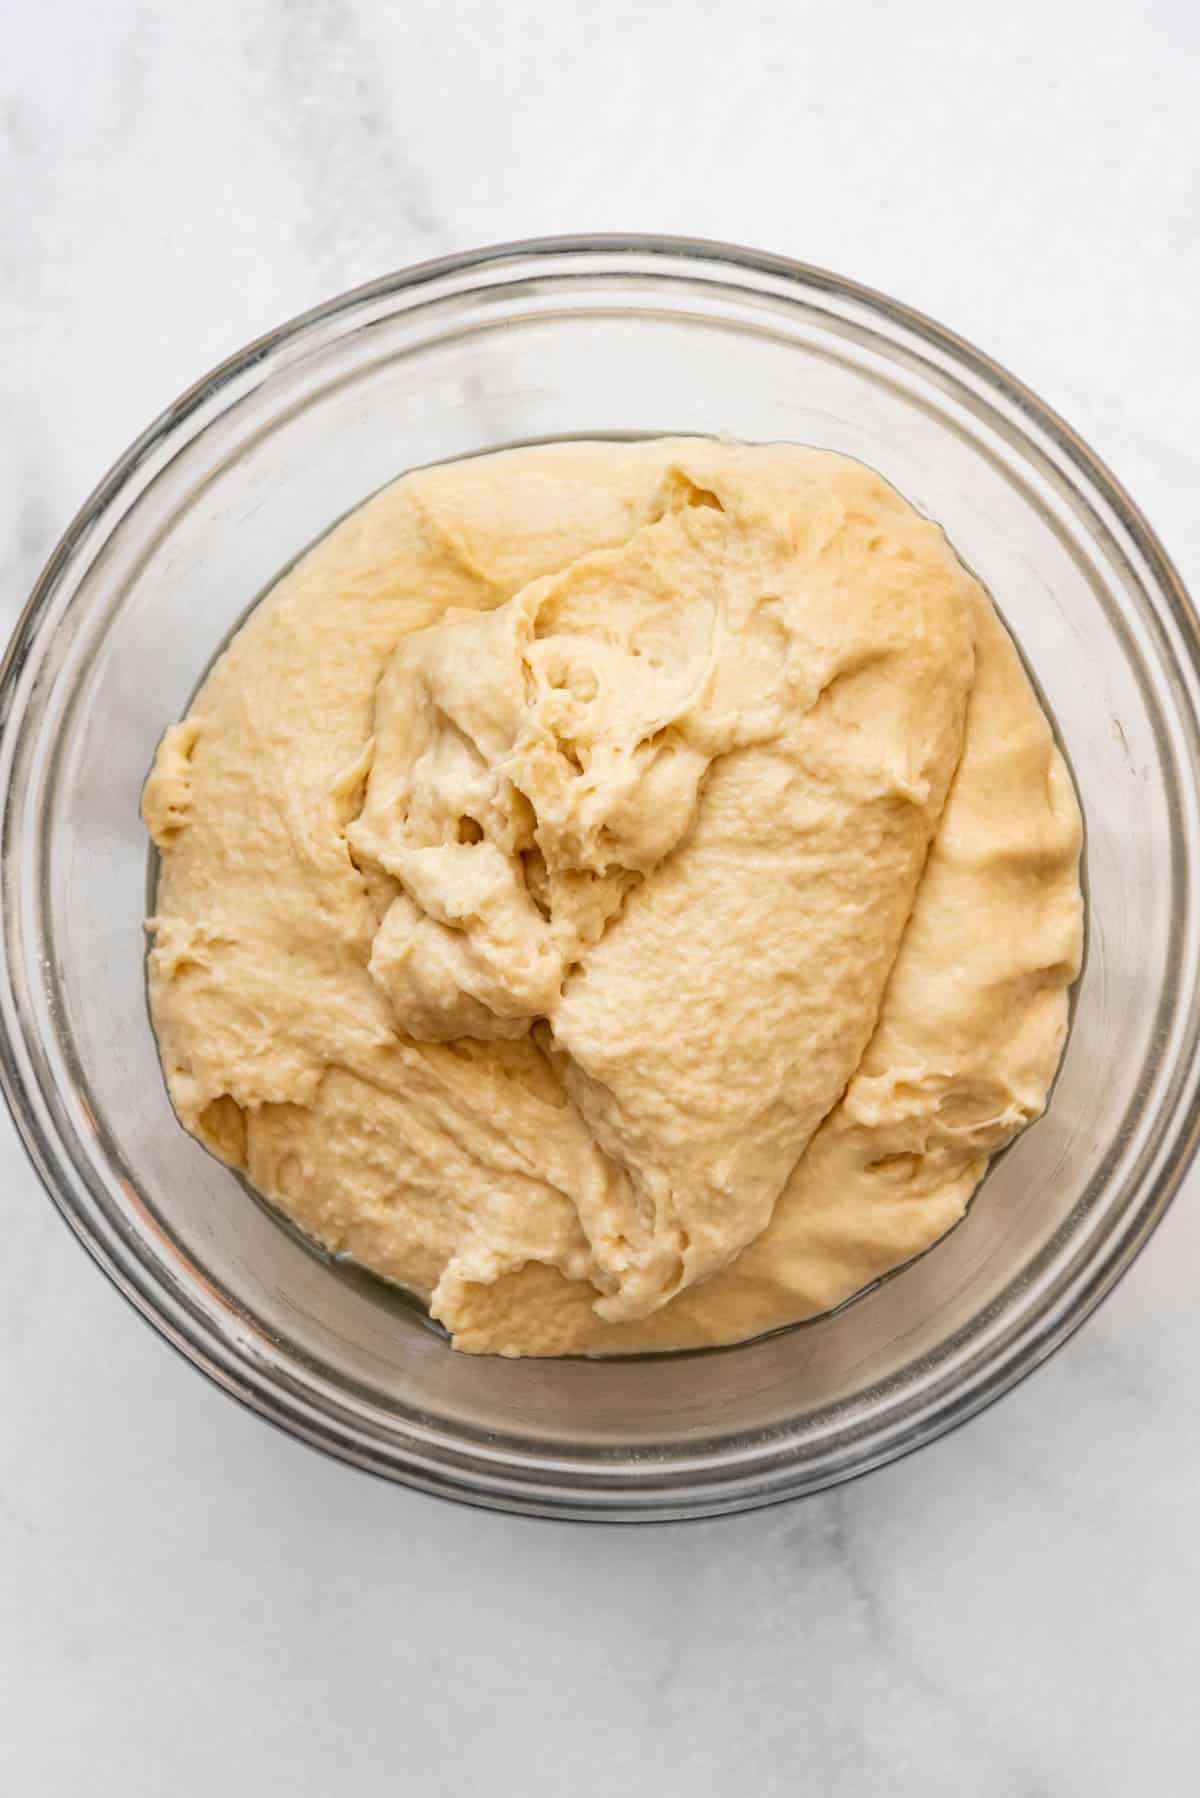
[[3, 236, 1198, 1522]]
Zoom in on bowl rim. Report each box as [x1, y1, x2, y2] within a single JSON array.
[[3, 232, 1198, 1520]]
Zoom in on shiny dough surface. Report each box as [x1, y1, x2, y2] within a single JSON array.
[[143, 439, 1083, 1355]]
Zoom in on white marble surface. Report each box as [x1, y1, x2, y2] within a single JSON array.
[[4, 2, 1200, 1791]]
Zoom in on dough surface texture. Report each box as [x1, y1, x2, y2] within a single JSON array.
[[143, 440, 1083, 1354]]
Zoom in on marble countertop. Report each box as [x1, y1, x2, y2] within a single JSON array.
[[4, 2, 1200, 1791]]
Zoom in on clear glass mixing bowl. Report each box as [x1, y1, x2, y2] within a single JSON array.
[[3, 237, 1199, 1521]]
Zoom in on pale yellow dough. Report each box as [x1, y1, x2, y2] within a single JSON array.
[[143, 440, 1083, 1355]]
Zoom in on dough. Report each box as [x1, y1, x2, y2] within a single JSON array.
[[143, 440, 1083, 1354]]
